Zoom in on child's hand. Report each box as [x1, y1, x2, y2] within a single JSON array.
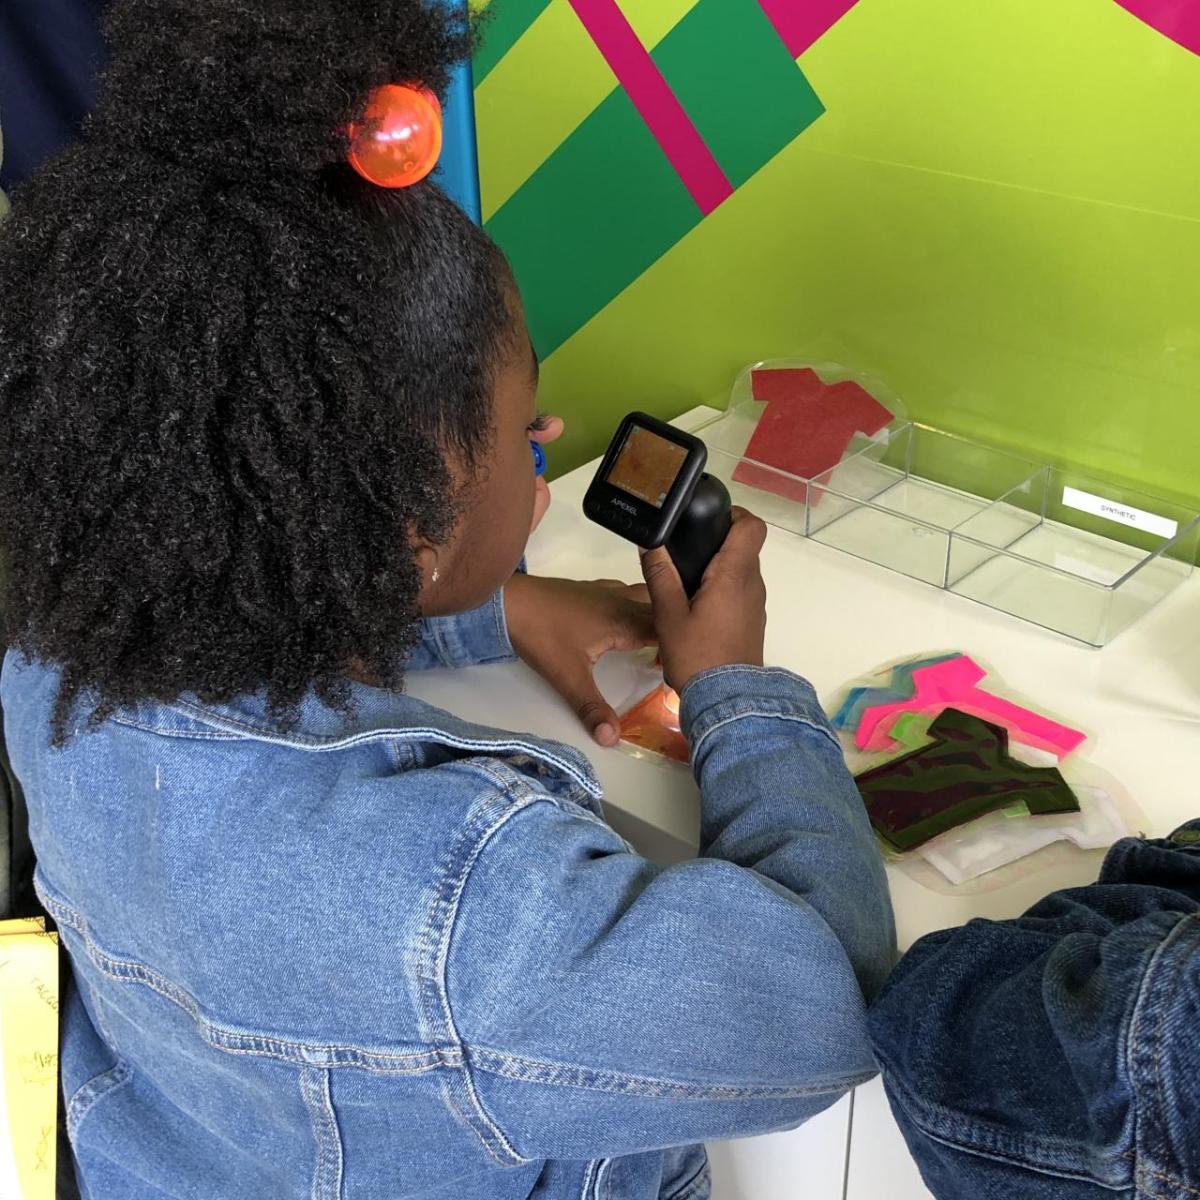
[[505, 573, 656, 746], [640, 507, 768, 691]]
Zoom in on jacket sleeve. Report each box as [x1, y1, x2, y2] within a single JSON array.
[[404, 589, 516, 671], [444, 666, 896, 1163]]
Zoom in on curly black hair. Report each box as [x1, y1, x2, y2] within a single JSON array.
[[0, 0, 515, 742]]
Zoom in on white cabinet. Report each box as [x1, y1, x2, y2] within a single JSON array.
[[844, 1080, 934, 1200], [707, 1096, 851, 1200], [703, 1080, 936, 1200]]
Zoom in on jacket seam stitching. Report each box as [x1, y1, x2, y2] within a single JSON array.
[[162, 701, 602, 795], [429, 617, 454, 666], [1135, 1165, 1200, 1199], [679, 665, 800, 702], [466, 759, 610, 828], [899, 1117, 1133, 1187], [419, 774, 535, 1166], [580, 1157, 599, 1200], [492, 590, 513, 659], [466, 1046, 875, 1100], [595, 1157, 613, 1198], [301, 1069, 328, 1200], [300, 1067, 344, 1200], [78, 952, 122, 1051], [690, 710, 841, 762], [876, 1067, 1133, 1185], [65, 1063, 131, 1139], [39, 889, 451, 1072], [667, 1152, 711, 1200], [110, 715, 244, 740]]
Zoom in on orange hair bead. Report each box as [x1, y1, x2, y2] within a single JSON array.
[[347, 84, 443, 188]]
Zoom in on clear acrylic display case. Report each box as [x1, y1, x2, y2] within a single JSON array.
[[694, 404, 1199, 645], [947, 466, 1200, 645], [807, 424, 1046, 588]]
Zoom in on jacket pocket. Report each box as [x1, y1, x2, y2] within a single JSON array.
[[582, 1157, 611, 1199], [66, 1062, 131, 1140], [58, 952, 133, 1140], [664, 1147, 710, 1200], [597, 1147, 711, 1200]]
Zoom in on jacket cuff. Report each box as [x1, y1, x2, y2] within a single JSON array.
[[423, 589, 517, 668], [679, 666, 840, 756]]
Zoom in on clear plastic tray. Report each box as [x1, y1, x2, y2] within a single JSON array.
[[696, 358, 910, 542], [697, 409, 1199, 645], [948, 467, 1200, 645], [808, 424, 1045, 588], [703, 446, 810, 539]]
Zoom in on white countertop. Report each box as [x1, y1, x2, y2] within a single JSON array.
[[409, 407, 1200, 950]]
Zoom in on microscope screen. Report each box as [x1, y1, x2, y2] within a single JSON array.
[[607, 426, 688, 509]]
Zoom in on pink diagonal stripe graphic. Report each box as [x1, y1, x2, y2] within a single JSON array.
[[1114, 0, 1200, 56], [567, 0, 733, 215], [756, 0, 862, 57]]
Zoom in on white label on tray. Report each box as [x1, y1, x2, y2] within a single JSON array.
[[1061, 486, 1177, 540]]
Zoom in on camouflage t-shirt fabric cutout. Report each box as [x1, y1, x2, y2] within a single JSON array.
[[855, 707, 1080, 851]]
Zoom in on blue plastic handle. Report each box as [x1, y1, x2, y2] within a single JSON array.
[[434, 50, 482, 223]]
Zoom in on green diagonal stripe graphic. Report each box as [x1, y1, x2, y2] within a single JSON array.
[[473, 0, 556, 83], [487, 90, 702, 358], [486, 0, 827, 356], [661, 0, 824, 188]]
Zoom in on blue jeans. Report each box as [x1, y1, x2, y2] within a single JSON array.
[[869, 820, 1200, 1199]]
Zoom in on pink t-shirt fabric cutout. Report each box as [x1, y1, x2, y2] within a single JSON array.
[[854, 656, 1086, 759]]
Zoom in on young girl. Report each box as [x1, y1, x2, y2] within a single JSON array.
[[0, 3, 894, 1197]]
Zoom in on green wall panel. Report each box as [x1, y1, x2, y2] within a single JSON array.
[[478, 0, 1200, 505]]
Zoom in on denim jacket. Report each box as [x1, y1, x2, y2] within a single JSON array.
[[3, 589, 895, 1200], [869, 822, 1200, 1200]]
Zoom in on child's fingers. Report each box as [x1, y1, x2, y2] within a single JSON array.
[[611, 598, 657, 650], [554, 659, 621, 747], [639, 546, 688, 632], [707, 508, 767, 573]]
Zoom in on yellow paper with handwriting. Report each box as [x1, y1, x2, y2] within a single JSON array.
[[0, 917, 59, 1199]]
